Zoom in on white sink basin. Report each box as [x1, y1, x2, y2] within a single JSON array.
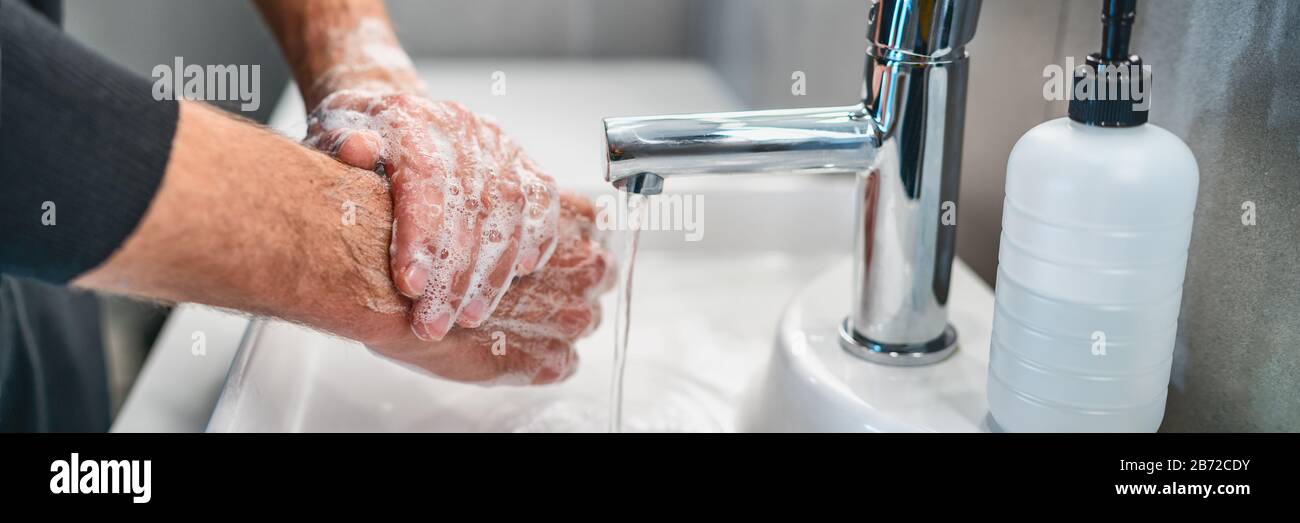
[[209, 250, 839, 432]]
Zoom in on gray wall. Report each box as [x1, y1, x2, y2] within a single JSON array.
[[64, 0, 1299, 431], [694, 0, 867, 107], [387, 0, 694, 58], [65, 0, 290, 122], [1122, 0, 1300, 432], [63, 0, 697, 122]]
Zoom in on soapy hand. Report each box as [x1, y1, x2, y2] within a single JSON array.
[[367, 193, 614, 385], [307, 92, 559, 341]]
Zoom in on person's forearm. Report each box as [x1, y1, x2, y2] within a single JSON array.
[[253, 0, 421, 108], [75, 101, 408, 346]]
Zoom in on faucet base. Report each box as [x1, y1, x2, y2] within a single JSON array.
[[838, 319, 958, 366], [737, 258, 992, 432]]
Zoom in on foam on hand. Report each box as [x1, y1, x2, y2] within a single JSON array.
[[307, 87, 561, 341]]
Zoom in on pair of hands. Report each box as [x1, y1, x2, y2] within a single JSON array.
[[306, 89, 612, 385]]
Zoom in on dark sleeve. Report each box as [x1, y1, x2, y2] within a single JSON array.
[[0, 0, 179, 283]]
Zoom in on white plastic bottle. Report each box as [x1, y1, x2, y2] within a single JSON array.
[[987, 0, 1199, 432]]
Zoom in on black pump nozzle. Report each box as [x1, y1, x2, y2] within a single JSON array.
[[1069, 0, 1149, 127], [1099, 0, 1137, 62]]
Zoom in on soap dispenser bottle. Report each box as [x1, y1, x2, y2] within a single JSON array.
[[986, 0, 1199, 432]]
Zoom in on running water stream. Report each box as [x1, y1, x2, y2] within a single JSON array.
[[609, 191, 645, 433]]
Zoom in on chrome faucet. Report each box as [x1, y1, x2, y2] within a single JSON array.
[[603, 0, 981, 366]]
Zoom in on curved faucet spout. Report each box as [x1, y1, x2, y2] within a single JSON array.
[[603, 105, 878, 195]]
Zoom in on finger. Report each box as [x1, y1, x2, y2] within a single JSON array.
[[456, 156, 528, 328], [304, 128, 346, 155], [530, 232, 558, 274], [377, 328, 550, 386], [530, 346, 579, 385], [543, 238, 611, 296], [469, 114, 553, 280], [334, 129, 383, 170], [439, 128, 494, 330], [514, 163, 559, 275], [455, 215, 522, 328], [409, 212, 475, 341], [411, 172, 480, 340], [437, 329, 576, 386], [305, 94, 377, 140], [305, 115, 325, 140], [454, 237, 518, 328], [388, 160, 447, 300], [593, 246, 617, 294], [502, 334, 579, 385], [410, 294, 451, 342], [319, 90, 382, 113], [558, 190, 597, 223], [485, 272, 548, 325], [556, 192, 600, 248], [550, 305, 594, 340]]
